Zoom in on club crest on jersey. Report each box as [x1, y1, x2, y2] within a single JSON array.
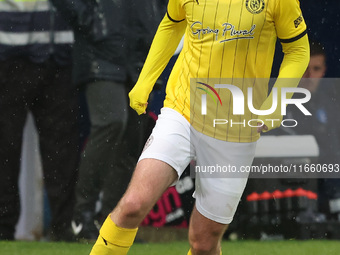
[[245, 0, 265, 14]]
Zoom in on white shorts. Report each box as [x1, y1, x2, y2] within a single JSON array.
[[139, 108, 257, 224]]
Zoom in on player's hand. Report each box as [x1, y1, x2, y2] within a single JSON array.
[[128, 86, 149, 115], [257, 114, 282, 133], [257, 122, 268, 133]]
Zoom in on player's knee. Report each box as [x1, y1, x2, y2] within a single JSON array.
[[190, 241, 217, 255], [189, 233, 220, 254], [118, 194, 148, 219], [189, 227, 222, 255]]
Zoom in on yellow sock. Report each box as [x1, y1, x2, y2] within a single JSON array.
[[187, 249, 222, 255], [89, 215, 138, 255]]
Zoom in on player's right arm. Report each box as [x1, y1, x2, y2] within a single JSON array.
[[129, 0, 186, 115]]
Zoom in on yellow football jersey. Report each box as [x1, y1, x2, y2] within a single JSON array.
[[131, 0, 309, 142], [162, 0, 307, 142]]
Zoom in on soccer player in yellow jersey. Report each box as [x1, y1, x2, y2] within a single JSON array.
[[90, 0, 310, 254]]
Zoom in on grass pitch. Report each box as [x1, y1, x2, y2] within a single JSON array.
[[1, 240, 340, 255]]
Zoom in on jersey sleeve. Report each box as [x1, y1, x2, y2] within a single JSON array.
[[167, 0, 186, 22], [274, 0, 307, 42], [258, 0, 310, 132], [128, 0, 186, 115]]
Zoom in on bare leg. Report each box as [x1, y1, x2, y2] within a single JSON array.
[[189, 206, 228, 255], [89, 158, 178, 255], [111, 158, 178, 228]]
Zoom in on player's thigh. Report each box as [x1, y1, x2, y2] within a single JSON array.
[[112, 158, 178, 228], [123, 158, 178, 208], [114, 108, 194, 221], [193, 130, 257, 224]]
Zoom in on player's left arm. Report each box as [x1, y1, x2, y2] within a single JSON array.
[[257, 0, 310, 133]]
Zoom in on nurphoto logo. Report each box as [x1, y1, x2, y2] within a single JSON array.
[[199, 82, 311, 128]]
